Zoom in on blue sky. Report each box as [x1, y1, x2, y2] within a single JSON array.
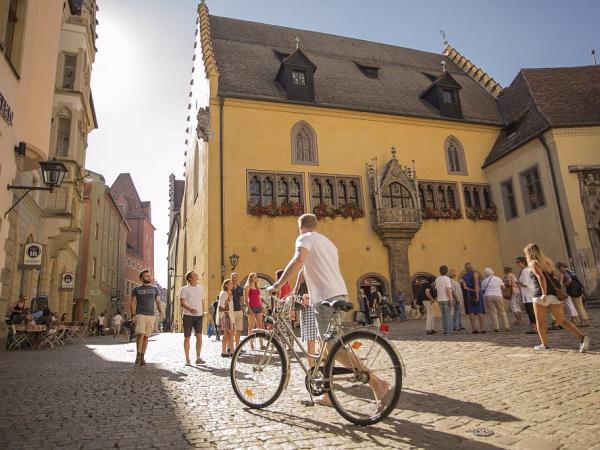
[[86, 0, 599, 285]]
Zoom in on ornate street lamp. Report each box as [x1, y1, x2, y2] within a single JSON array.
[[5, 159, 68, 217], [229, 253, 239, 271]]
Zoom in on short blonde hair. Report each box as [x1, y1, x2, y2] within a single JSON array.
[[298, 214, 318, 229]]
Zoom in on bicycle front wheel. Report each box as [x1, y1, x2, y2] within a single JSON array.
[[230, 331, 287, 409], [325, 330, 402, 426]]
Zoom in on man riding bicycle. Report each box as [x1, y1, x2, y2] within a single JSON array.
[[268, 213, 392, 408]]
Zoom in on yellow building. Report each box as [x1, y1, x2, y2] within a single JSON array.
[[168, 2, 599, 323]]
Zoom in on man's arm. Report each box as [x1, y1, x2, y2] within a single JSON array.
[[446, 279, 453, 302], [155, 295, 163, 316], [179, 295, 197, 315], [292, 270, 305, 294], [130, 295, 136, 319], [270, 247, 308, 292]]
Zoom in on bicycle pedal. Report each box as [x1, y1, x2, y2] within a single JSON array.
[[301, 400, 314, 407]]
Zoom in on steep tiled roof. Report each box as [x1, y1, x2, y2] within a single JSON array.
[[485, 65, 600, 167], [208, 15, 502, 125], [110, 173, 148, 220]]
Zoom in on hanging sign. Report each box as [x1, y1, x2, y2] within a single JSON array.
[[61, 272, 75, 290], [23, 243, 43, 267]]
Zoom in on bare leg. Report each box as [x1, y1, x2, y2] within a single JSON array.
[[534, 303, 549, 347], [136, 333, 144, 353], [255, 313, 264, 346], [184, 336, 190, 362], [549, 304, 583, 341], [221, 329, 228, 354], [195, 333, 202, 358], [307, 340, 316, 367], [141, 335, 149, 353], [477, 314, 485, 331], [469, 313, 477, 331], [234, 330, 241, 350], [247, 313, 255, 348]]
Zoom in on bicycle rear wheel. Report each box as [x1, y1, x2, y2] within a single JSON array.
[[325, 330, 402, 426], [230, 331, 287, 409]]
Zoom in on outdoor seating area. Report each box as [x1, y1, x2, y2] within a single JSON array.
[[6, 321, 88, 351]]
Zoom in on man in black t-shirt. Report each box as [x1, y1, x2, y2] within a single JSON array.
[[417, 277, 437, 335], [130, 270, 162, 366], [230, 273, 245, 350]]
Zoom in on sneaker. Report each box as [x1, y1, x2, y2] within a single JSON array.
[[426, 330, 435, 335], [472, 330, 480, 334], [140, 358, 147, 366], [494, 329, 500, 333], [185, 360, 191, 366], [580, 336, 589, 353], [135, 353, 141, 365], [533, 344, 550, 351], [195, 357, 205, 365]]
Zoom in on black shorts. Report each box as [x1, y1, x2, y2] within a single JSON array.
[[183, 315, 204, 337]]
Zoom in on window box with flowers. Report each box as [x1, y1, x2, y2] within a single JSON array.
[[422, 207, 461, 220], [313, 202, 364, 221], [248, 201, 304, 218], [466, 206, 498, 221]]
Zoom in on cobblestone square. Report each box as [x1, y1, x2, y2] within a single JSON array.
[[1, 317, 598, 450]]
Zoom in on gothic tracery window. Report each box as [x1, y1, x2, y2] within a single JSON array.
[[445, 136, 467, 175], [291, 121, 318, 165]]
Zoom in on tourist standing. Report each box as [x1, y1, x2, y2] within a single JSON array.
[[461, 263, 485, 333], [244, 273, 265, 348], [393, 289, 407, 321], [557, 262, 589, 327], [516, 257, 537, 334], [448, 269, 465, 331], [131, 270, 163, 366], [524, 244, 589, 352], [179, 270, 207, 366], [481, 268, 511, 332], [112, 311, 123, 338], [230, 273, 245, 351], [419, 276, 437, 335], [218, 279, 234, 357], [435, 266, 453, 335], [97, 313, 105, 336], [503, 266, 522, 326]]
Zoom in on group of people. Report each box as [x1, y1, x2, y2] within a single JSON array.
[[7, 297, 70, 329], [416, 243, 590, 352]]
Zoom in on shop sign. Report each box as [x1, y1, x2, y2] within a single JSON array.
[[61, 272, 75, 290], [23, 243, 43, 266]]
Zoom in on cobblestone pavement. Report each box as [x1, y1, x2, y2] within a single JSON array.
[[0, 315, 599, 450]]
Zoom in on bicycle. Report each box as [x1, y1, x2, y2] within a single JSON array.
[[229, 295, 404, 426], [408, 301, 427, 320]]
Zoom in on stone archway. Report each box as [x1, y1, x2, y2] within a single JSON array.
[[357, 272, 390, 299]]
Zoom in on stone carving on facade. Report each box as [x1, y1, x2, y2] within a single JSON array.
[[196, 107, 210, 141], [366, 147, 422, 298]]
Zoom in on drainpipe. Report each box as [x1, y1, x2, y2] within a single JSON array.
[[219, 95, 225, 282], [538, 134, 573, 263]]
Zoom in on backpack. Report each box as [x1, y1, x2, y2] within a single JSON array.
[[566, 274, 584, 298]]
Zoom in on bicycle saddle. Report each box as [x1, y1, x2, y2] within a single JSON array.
[[321, 299, 354, 312]]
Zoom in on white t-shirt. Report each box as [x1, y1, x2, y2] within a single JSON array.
[[450, 279, 463, 304], [98, 316, 105, 326], [518, 267, 534, 303], [113, 314, 122, 325], [179, 284, 206, 316], [435, 275, 452, 302], [295, 232, 348, 305], [482, 276, 504, 297]]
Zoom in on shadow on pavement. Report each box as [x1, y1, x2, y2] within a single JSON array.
[[245, 408, 504, 449]]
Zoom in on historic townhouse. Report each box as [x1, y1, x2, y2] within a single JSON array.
[[168, 2, 599, 321], [74, 170, 128, 321], [0, 0, 98, 345]]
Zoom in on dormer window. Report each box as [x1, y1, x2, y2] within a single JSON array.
[[420, 71, 463, 119], [356, 63, 380, 79], [442, 89, 456, 104], [275, 48, 316, 102], [292, 70, 306, 86]]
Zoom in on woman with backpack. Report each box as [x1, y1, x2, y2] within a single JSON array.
[[557, 262, 589, 327]]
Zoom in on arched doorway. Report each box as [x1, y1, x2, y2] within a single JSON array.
[[411, 272, 435, 301], [357, 273, 390, 302]]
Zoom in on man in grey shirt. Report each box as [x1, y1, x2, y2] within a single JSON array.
[[131, 270, 162, 366]]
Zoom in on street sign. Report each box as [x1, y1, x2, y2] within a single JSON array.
[[61, 272, 75, 290], [23, 243, 43, 267]]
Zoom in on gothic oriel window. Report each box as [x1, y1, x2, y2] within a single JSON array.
[[382, 182, 414, 208], [445, 136, 467, 175], [291, 121, 318, 165]]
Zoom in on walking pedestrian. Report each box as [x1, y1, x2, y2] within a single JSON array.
[[112, 311, 123, 338], [557, 262, 589, 327], [448, 269, 465, 331], [524, 244, 589, 352], [369, 287, 383, 327], [393, 289, 407, 321], [516, 257, 537, 334], [435, 266, 454, 335], [230, 272, 245, 351], [482, 268, 511, 332], [461, 263, 486, 333], [97, 313, 105, 336], [503, 266, 522, 325], [211, 295, 221, 341], [131, 270, 163, 366], [244, 273, 265, 348], [218, 279, 234, 357], [419, 276, 437, 335], [179, 270, 207, 366]]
